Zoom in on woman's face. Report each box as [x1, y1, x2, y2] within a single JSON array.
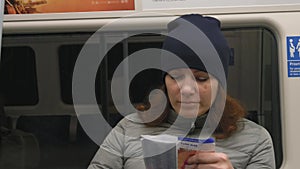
[[165, 68, 219, 118]]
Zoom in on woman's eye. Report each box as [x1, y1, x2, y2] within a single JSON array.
[[195, 76, 209, 82]]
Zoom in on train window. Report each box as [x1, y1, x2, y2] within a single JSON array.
[[128, 36, 165, 104], [59, 44, 86, 104], [0, 46, 38, 106], [223, 28, 282, 168], [58, 42, 123, 106]]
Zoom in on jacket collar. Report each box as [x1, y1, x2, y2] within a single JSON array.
[[167, 110, 208, 131]]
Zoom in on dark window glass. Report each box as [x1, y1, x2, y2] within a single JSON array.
[[128, 41, 164, 104], [59, 44, 84, 104], [0, 46, 38, 106]]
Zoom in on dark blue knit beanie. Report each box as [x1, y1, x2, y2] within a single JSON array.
[[161, 14, 231, 87]]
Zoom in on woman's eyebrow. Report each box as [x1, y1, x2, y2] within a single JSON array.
[[193, 71, 208, 76]]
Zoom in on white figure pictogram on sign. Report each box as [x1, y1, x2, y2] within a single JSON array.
[[289, 39, 295, 58], [296, 39, 300, 56]]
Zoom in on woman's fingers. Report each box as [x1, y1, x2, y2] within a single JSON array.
[[185, 152, 233, 169]]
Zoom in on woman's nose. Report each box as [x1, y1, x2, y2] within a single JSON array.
[[179, 78, 197, 96]]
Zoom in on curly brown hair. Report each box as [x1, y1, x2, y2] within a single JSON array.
[[214, 95, 247, 139]]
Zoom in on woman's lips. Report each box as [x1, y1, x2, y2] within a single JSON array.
[[178, 102, 199, 108], [178, 101, 200, 104]]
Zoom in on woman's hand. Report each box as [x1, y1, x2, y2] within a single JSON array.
[[184, 152, 234, 169]]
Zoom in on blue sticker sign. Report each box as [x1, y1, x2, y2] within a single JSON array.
[[287, 36, 300, 77]]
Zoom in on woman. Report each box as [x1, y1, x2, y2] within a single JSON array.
[[88, 14, 275, 169]]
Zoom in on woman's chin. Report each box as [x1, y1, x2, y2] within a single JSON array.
[[177, 109, 199, 118], [176, 107, 207, 118]]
